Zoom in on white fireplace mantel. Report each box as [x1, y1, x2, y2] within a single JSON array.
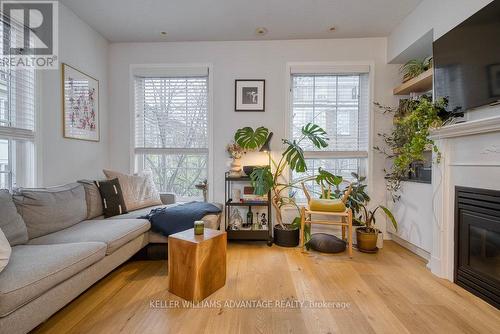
[[428, 115, 500, 281], [430, 115, 500, 140]]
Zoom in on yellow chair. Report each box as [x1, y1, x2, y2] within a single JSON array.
[[300, 182, 353, 257]]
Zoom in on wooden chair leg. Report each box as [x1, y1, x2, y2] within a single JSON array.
[[348, 209, 353, 258], [342, 225, 346, 241], [300, 207, 306, 248]]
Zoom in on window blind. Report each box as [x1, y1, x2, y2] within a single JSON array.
[[0, 15, 36, 139], [134, 76, 208, 153], [291, 73, 369, 157]]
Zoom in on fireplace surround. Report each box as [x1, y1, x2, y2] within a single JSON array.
[[455, 186, 500, 308]]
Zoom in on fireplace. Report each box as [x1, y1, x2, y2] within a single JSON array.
[[455, 187, 500, 308]]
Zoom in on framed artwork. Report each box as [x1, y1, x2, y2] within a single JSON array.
[[487, 63, 500, 97], [235, 79, 265, 111], [62, 63, 100, 141]]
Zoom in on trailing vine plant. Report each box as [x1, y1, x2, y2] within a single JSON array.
[[374, 95, 461, 201]]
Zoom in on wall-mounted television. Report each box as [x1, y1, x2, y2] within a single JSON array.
[[433, 0, 500, 113]]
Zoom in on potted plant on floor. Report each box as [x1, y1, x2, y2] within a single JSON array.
[[234, 123, 329, 247], [356, 204, 397, 253]]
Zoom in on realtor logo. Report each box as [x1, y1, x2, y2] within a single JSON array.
[[1, 1, 58, 69]]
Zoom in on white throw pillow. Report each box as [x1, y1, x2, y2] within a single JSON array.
[[103, 169, 162, 211], [0, 228, 12, 273]]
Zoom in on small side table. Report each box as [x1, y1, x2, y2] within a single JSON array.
[[168, 228, 227, 301]]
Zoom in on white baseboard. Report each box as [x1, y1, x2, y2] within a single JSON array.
[[389, 233, 431, 262]]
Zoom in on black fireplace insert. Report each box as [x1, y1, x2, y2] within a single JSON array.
[[455, 186, 500, 309]]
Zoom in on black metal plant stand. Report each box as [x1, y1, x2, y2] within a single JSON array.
[[224, 172, 273, 246]]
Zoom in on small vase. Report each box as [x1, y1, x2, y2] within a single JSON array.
[[229, 157, 242, 177], [377, 231, 384, 249]]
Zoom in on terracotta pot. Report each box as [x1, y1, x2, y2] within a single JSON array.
[[356, 228, 378, 253], [274, 225, 299, 247]]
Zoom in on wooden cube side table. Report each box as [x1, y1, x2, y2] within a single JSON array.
[[168, 228, 227, 301]]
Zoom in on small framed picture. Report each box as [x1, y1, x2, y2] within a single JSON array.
[[487, 64, 500, 97], [235, 79, 265, 111]]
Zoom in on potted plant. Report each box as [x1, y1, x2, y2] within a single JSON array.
[[400, 56, 433, 82], [356, 204, 397, 253], [234, 123, 329, 247], [374, 96, 460, 201]]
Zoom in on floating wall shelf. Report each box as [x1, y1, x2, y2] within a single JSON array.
[[393, 68, 433, 95]]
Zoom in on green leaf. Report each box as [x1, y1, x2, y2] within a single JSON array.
[[250, 166, 274, 196], [282, 139, 307, 172], [380, 205, 398, 231], [315, 168, 343, 188], [234, 126, 269, 150], [301, 123, 329, 149]]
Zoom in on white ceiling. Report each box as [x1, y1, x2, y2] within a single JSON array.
[[61, 0, 423, 43]]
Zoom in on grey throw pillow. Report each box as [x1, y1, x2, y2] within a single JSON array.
[[13, 183, 87, 239], [78, 180, 104, 219], [306, 233, 346, 253], [0, 189, 28, 245]]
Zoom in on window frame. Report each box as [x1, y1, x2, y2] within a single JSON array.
[[285, 62, 374, 203], [129, 63, 214, 201]]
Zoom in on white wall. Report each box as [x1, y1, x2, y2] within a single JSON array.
[[108, 38, 400, 231], [387, 0, 493, 62], [390, 181, 433, 254], [37, 4, 109, 186]]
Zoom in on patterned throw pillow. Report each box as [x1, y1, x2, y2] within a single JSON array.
[[94, 178, 128, 218], [102, 169, 162, 211]]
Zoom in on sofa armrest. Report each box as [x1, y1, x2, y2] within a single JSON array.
[[160, 193, 176, 205]]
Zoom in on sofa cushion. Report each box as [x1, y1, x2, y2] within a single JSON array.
[[28, 219, 150, 255], [0, 189, 28, 245], [0, 228, 11, 273], [78, 180, 104, 219], [13, 183, 87, 239], [103, 169, 162, 211], [95, 178, 128, 218], [0, 242, 106, 316]]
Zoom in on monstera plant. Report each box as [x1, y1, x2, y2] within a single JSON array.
[[234, 123, 329, 232]]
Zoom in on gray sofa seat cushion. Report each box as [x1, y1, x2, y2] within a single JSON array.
[[28, 219, 150, 255], [0, 242, 106, 317], [0, 190, 28, 246], [13, 183, 87, 239]]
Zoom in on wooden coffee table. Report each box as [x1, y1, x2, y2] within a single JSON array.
[[168, 228, 227, 301]]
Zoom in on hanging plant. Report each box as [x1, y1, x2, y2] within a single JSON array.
[[374, 95, 461, 201]]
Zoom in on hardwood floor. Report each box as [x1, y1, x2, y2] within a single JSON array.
[[33, 241, 500, 334]]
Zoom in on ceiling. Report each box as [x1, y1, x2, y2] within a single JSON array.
[[61, 0, 423, 43]]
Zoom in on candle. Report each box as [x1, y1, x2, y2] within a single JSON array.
[[194, 221, 204, 235]]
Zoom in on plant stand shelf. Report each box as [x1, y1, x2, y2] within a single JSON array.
[[393, 68, 433, 95], [224, 172, 273, 245]]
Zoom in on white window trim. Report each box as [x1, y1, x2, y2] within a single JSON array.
[[129, 63, 214, 201], [284, 61, 375, 197]]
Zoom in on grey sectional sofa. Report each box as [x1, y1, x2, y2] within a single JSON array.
[[0, 182, 221, 334]]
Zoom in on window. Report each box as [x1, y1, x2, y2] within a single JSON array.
[[0, 17, 36, 189], [134, 71, 209, 201], [290, 71, 369, 200]]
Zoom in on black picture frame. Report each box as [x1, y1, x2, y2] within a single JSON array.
[[235, 79, 265, 112]]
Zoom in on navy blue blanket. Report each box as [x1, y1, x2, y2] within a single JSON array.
[[140, 202, 222, 237]]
